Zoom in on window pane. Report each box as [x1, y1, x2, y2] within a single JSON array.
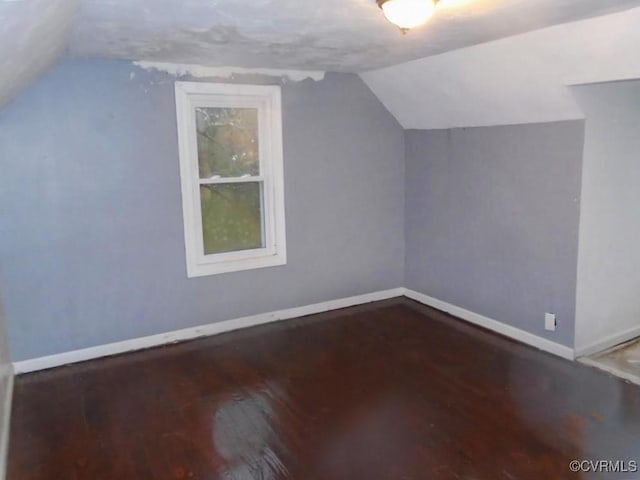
[[195, 107, 259, 179], [200, 183, 265, 255]]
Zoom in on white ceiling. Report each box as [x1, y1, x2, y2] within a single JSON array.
[[362, 7, 640, 129], [1, 0, 640, 115], [68, 0, 640, 72]]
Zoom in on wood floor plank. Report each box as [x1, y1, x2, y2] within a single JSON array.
[[8, 298, 640, 479]]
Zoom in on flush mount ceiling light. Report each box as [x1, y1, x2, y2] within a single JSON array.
[[377, 0, 439, 33]]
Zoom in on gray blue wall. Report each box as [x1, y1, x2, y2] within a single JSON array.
[[404, 121, 585, 346], [0, 59, 405, 361], [572, 80, 640, 352]]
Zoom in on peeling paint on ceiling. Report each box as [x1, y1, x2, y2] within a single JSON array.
[[68, 0, 640, 72], [2, 0, 640, 113], [0, 0, 79, 108], [133, 61, 325, 82]]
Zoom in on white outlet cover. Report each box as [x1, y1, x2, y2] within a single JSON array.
[[545, 313, 557, 331]]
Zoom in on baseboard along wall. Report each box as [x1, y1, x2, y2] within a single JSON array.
[[13, 287, 576, 374], [404, 289, 576, 360], [575, 324, 640, 358], [13, 289, 404, 374]]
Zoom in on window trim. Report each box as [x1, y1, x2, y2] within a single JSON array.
[[174, 81, 287, 277]]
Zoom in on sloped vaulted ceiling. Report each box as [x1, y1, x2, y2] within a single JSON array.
[[0, 0, 79, 108], [361, 6, 640, 129], [1, 0, 640, 117]]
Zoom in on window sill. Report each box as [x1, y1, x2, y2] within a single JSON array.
[[186, 252, 287, 278]]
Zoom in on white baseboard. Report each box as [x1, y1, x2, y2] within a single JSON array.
[[13, 286, 579, 374], [575, 324, 640, 358], [13, 288, 405, 374], [403, 288, 576, 360], [0, 368, 14, 480], [578, 356, 640, 386]]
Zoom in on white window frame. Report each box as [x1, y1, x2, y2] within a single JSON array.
[[174, 82, 287, 277]]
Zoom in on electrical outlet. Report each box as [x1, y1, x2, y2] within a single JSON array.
[[545, 313, 557, 332]]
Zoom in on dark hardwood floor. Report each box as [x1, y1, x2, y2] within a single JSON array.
[[8, 298, 640, 479]]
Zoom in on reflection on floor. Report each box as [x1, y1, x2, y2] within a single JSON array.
[[9, 298, 640, 479], [583, 338, 640, 386]]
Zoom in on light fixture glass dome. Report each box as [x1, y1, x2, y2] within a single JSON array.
[[379, 0, 436, 30]]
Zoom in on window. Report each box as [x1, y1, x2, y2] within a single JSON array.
[[175, 82, 286, 277]]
